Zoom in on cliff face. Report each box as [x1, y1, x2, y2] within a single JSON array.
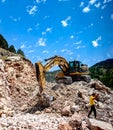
[[0, 52, 39, 114]]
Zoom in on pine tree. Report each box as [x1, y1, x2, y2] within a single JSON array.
[[0, 34, 9, 49], [8, 45, 16, 53], [17, 48, 25, 57]]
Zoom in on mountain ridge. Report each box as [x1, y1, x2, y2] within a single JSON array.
[[89, 58, 113, 89], [90, 58, 113, 68]]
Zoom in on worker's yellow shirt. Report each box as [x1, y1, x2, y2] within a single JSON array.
[[89, 95, 95, 106]]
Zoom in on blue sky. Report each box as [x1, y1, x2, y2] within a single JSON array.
[[0, 0, 113, 68]]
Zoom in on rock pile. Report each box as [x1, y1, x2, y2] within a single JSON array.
[[0, 55, 39, 115], [0, 52, 113, 130]]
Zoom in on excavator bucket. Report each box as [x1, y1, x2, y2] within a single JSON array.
[[35, 62, 46, 93]]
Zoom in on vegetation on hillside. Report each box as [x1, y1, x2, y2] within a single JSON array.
[[89, 58, 113, 89], [46, 70, 60, 82], [0, 34, 25, 57], [45, 59, 113, 90]]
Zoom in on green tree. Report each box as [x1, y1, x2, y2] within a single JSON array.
[[17, 48, 25, 57], [0, 34, 9, 49], [8, 45, 16, 53], [100, 74, 113, 90]]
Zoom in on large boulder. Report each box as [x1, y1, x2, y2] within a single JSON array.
[[89, 119, 113, 130]]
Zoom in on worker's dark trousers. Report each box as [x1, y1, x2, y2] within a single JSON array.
[[88, 105, 96, 118]]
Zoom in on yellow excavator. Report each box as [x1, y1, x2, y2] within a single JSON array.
[[35, 55, 91, 92]]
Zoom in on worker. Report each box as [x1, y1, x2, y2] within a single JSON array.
[[88, 92, 99, 118]]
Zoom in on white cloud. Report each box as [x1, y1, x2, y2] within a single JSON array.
[[42, 50, 49, 53], [81, 0, 95, 13], [101, 5, 106, 9], [92, 41, 98, 47], [9, 16, 21, 22], [36, 56, 42, 61], [26, 5, 37, 15], [73, 41, 82, 45], [97, 36, 101, 41], [61, 16, 71, 27], [46, 28, 52, 32], [89, 0, 96, 5], [36, 0, 46, 3], [101, 16, 104, 19], [61, 49, 66, 52], [12, 38, 17, 42], [85, 23, 94, 29], [75, 45, 85, 49], [76, 54, 80, 60], [1, 0, 6, 3], [90, 23, 93, 26], [92, 36, 102, 47], [70, 35, 74, 39], [61, 49, 73, 55], [81, 0, 112, 13], [35, 23, 40, 30], [44, 15, 50, 19], [83, 6, 90, 13], [42, 0, 46, 2], [80, 2, 84, 7], [107, 53, 111, 58], [103, 0, 112, 4], [20, 41, 27, 49], [69, 52, 73, 55], [58, 0, 69, 2], [28, 50, 35, 53], [76, 31, 83, 34], [42, 32, 46, 35], [61, 20, 68, 27], [36, 0, 40, 3], [81, 0, 101, 13], [76, 46, 81, 49], [111, 14, 113, 20], [36, 38, 46, 46], [95, 2, 101, 8], [42, 27, 52, 35], [27, 45, 32, 48], [27, 28, 32, 32], [20, 44, 25, 49]]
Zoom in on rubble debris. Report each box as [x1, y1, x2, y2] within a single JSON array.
[[0, 54, 113, 129]]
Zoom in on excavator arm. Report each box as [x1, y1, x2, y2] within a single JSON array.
[[35, 55, 69, 92], [35, 62, 46, 93]]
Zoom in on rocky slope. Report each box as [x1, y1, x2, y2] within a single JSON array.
[[0, 49, 113, 130]]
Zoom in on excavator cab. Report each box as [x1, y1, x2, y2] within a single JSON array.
[[69, 61, 81, 73], [67, 60, 90, 83], [69, 61, 89, 73]]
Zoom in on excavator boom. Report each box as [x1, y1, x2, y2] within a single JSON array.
[[44, 55, 69, 72], [35, 55, 70, 92]]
